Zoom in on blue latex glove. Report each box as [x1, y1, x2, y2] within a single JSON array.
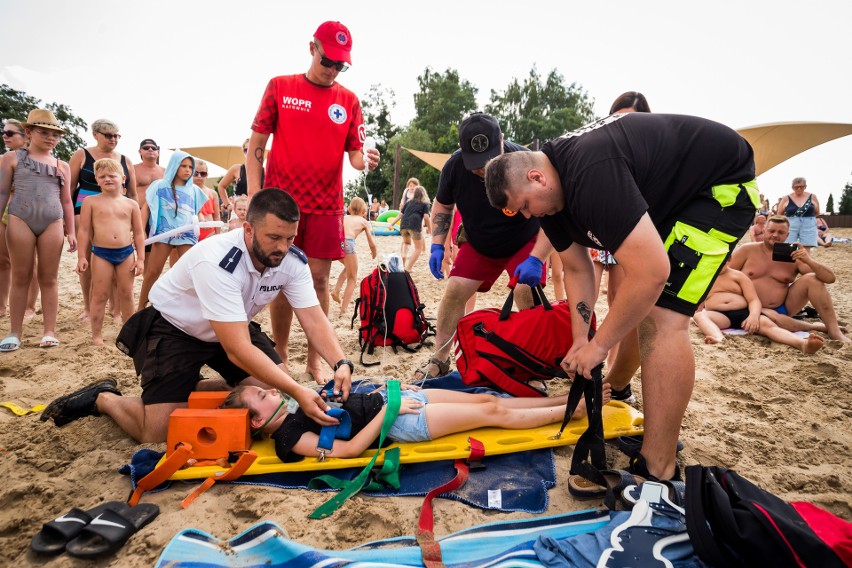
[[514, 256, 544, 287], [429, 244, 445, 280]]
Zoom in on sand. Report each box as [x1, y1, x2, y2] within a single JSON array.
[[1, 229, 850, 566]]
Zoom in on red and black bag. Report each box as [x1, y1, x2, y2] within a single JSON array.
[[455, 282, 594, 397], [685, 465, 852, 567], [352, 266, 434, 366]]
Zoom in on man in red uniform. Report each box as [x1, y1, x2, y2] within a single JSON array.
[[246, 21, 379, 383]]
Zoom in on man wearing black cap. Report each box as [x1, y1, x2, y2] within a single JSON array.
[[413, 112, 552, 380], [246, 21, 380, 385], [134, 138, 164, 206]]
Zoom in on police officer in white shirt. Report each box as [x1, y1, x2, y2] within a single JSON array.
[[42, 189, 353, 443]]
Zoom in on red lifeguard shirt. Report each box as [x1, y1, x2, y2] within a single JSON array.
[[251, 74, 365, 215]]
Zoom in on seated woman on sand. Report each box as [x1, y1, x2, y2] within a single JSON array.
[[223, 382, 611, 461]]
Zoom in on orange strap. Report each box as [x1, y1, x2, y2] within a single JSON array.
[[180, 451, 257, 508], [128, 443, 194, 506]]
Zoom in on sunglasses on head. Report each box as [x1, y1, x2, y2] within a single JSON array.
[[194, 171, 208, 177], [2, 130, 22, 137], [313, 42, 349, 72], [97, 131, 121, 140], [141, 145, 158, 151]]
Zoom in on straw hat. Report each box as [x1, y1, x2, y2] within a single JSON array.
[[22, 109, 66, 134]]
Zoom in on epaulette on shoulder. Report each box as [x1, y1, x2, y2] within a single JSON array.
[[289, 245, 308, 264], [218, 246, 243, 273]]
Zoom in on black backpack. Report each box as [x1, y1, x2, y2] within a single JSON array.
[[351, 267, 434, 366], [685, 465, 851, 567]]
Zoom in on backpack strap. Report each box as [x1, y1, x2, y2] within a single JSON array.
[[553, 364, 607, 478]]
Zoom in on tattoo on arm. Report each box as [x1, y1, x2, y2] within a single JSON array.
[[433, 212, 451, 238], [576, 301, 592, 324], [253, 148, 264, 165]]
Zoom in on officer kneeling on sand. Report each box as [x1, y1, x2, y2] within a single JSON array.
[[42, 189, 353, 442]]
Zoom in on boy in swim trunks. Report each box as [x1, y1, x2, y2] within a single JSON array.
[[331, 197, 376, 317], [76, 158, 145, 346], [693, 264, 824, 354]]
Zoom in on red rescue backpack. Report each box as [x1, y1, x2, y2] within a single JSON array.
[[455, 282, 594, 397], [352, 266, 435, 366]]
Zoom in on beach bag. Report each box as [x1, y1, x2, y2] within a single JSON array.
[[685, 465, 852, 567], [352, 265, 434, 366], [455, 282, 594, 397]]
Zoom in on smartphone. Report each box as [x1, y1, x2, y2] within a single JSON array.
[[772, 242, 797, 263]]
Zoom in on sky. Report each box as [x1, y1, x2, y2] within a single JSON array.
[[2, 0, 851, 209]]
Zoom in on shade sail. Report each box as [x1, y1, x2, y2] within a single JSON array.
[[171, 146, 269, 171], [737, 122, 852, 176], [402, 122, 852, 177]]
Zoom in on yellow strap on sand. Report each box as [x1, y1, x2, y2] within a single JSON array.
[[0, 402, 46, 416]]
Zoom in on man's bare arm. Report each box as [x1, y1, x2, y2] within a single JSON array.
[[245, 132, 270, 197]]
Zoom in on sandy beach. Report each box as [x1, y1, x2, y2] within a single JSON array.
[[1, 228, 850, 567]]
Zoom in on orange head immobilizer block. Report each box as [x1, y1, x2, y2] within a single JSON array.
[[167, 394, 251, 460]]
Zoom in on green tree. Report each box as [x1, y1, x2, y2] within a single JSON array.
[[839, 182, 852, 215], [347, 84, 400, 205], [411, 67, 478, 150], [485, 67, 596, 144], [826, 193, 834, 214], [0, 84, 87, 162]]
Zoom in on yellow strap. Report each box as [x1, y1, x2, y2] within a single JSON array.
[[0, 402, 46, 416]]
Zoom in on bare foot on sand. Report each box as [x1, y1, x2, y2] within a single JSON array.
[[92, 337, 105, 347], [306, 365, 331, 385], [801, 333, 825, 354], [331, 290, 341, 304], [23, 309, 36, 321], [571, 382, 612, 420], [78, 310, 90, 323], [704, 335, 723, 345]]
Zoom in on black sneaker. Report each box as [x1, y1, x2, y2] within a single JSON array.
[[41, 379, 122, 427], [611, 384, 636, 403], [628, 452, 682, 482]]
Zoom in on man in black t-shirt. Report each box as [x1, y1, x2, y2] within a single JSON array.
[[485, 113, 759, 482], [413, 113, 553, 380]]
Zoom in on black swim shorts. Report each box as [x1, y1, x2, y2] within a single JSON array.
[[139, 311, 281, 405], [657, 180, 759, 316]]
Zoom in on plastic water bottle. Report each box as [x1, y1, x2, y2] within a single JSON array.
[[363, 136, 376, 171]]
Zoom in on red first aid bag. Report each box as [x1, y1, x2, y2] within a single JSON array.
[[455, 283, 593, 397]]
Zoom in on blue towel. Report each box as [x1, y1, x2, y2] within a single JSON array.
[[120, 374, 557, 513], [121, 447, 555, 513], [155, 512, 613, 568]]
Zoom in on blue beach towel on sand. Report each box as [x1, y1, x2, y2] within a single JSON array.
[[155, 511, 613, 568]]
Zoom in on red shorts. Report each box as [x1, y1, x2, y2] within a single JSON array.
[[294, 212, 345, 260], [450, 236, 545, 292]]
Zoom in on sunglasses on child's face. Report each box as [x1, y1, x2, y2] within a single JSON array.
[[141, 145, 158, 151], [194, 171, 208, 177], [98, 131, 121, 140]]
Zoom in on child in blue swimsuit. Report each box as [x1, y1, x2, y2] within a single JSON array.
[[76, 158, 145, 345], [137, 150, 208, 311]]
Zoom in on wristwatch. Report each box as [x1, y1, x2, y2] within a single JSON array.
[[333, 359, 355, 374]]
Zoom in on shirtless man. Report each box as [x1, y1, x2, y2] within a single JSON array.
[[749, 214, 766, 243], [693, 265, 824, 354], [729, 215, 850, 343], [133, 139, 165, 206]]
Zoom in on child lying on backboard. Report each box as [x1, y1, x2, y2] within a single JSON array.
[[222, 382, 611, 461]]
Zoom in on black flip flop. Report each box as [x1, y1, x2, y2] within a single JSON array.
[[65, 503, 159, 558], [30, 501, 129, 556]]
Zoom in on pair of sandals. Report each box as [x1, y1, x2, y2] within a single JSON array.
[[413, 356, 451, 381], [0, 335, 60, 352], [31, 501, 159, 558]]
